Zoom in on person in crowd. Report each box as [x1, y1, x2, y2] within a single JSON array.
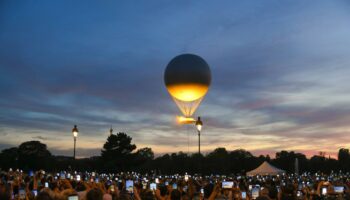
[[170, 189, 182, 200], [86, 188, 104, 200], [36, 191, 53, 200], [3, 169, 350, 200], [0, 182, 11, 200]]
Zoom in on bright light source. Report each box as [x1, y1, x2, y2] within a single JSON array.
[[72, 125, 79, 137], [177, 116, 196, 124], [195, 117, 203, 131], [73, 131, 78, 137], [166, 83, 209, 102], [196, 124, 202, 131]]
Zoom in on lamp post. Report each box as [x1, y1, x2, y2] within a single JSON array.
[[195, 117, 203, 155], [72, 125, 78, 159]]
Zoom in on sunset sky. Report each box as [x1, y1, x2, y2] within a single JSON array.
[[1, 1, 350, 158]]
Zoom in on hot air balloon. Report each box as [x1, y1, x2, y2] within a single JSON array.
[[164, 54, 211, 123]]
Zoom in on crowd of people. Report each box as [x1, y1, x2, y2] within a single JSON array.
[[1, 169, 350, 200]]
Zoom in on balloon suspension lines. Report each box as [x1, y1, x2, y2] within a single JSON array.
[[186, 125, 190, 155], [173, 97, 203, 117]]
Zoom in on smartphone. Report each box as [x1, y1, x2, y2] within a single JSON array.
[[242, 191, 247, 199], [200, 188, 204, 195], [141, 181, 146, 189], [126, 180, 133, 193], [252, 187, 259, 199], [322, 187, 327, 195], [298, 184, 302, 190], [172, 183, 177, 189], [222, 181, 234, 189], [110, 185, 115, 192], [185, 175, 189, 182], [68, 195, 79, 200], [155, 178, 159, 184], [106, 181, 112, 186], [32, 190, 38, 196], [297, 191, 302, 197], [45, 182, 49, 188], [248, 185, 252, 191], [67, 173, 71, 179], [150, 183, 157, 190], [60, 172, 65, 179], [76, 175, 81, 181], [334, 186, 344, 193], [165, 181, 169, 186], [19, 189, 26, 200], [183, 185, 188, 192], [95, 178, 99, 183]]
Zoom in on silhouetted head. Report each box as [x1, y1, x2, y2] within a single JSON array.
[[171, 189, 181, 200], [256, 196, 270, 200], [36, 192, 53, 200], [86, 188, 103, 200], [0, 183, 11, 200], [140, 190, 155, 200]]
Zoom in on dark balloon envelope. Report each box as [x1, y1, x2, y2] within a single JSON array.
[[164, 54, 211, 87], [164, 54, 211, 117]]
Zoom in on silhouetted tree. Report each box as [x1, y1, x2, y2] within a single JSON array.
[[135, 147, 154, 161], [2, 136, 350, 174], [338, 148, 350, 171], [206, 147, 229, 174], [189, 153, 204, 174], [0, 147, 19, 170], [173, 152, 190, 173], [273, 151, 307, 173], [18, 141, 52, 170], [309, 155, 338, 173], [153, 154, 171, 174], [101, 132, 136, 171], [228, 149, 254, 174], [133, 147, 154, 172]]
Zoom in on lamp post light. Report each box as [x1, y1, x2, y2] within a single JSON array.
[[195, 117, 203, 155], [72, 125, 78, 159]]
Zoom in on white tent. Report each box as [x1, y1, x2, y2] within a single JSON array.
[[246, 161, 285, 176]]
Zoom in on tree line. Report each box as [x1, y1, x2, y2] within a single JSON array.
[[1, 132, 350, 174]]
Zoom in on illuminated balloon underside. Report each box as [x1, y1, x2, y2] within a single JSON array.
[[166, 83, 209, 102], [167, 83, 208, 117], [164, 54, 211, 119]]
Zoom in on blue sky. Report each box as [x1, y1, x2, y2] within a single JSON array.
[[1, 1, 350, 158]]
